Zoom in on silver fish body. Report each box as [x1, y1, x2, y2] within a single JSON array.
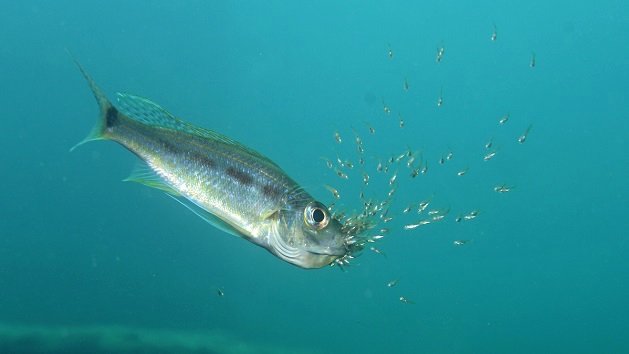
[[73, 62, 348, 269]]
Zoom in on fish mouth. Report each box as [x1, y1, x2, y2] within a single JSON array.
[[327, 211, 379, 267]]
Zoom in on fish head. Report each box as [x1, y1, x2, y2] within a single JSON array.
[[269, 200, 348, 269]]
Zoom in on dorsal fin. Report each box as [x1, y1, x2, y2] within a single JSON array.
[[115, 93, 280, 168]]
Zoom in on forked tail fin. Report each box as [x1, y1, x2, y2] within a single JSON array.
[[69, 53, 120, 151]]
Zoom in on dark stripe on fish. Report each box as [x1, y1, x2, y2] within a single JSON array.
[[188, 150, 216, 169], [226, 166, 253, 185], [263, 184, 283, 199], [158, 139, 217, 169], [159, 140, 179, 156]]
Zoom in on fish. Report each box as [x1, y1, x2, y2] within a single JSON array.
[[324, 185, 341, 199], [395, 151, 407, 163], [403, 220, 431, 230], [429, 207, 449, 219], [417, 199, 431, 213], [420, 161, 428, 175], [387, 186, 396, 198], [453, 240, 469, 246], [362, 172, 370, 185], [365, 122, 376, 135], [436, 45, 445, 63], [370, 246, 386, 257], [356, 143, 364, 155], [335, 169, 349, 179], [406, 152, 416, 168], [386, 279, 399, 287], [71, 60, 355, 269], [491, 23, 498, 41], [399, 296, 415, 304], [494, 184, 514, 193], [463, 210, 480, 220], [483, 150, 497, 161], [376, 160, 384, 173], [518, 124, 533, 144], [217, 288, 225, 297], [389, 171, 398, 186], [382, 99, 391, 115], [530, 52, 536, 68]]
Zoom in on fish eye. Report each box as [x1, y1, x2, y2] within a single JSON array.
[[304, 202, 329, 230]]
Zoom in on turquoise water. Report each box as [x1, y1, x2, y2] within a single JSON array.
[[1, 1, 627, 353]]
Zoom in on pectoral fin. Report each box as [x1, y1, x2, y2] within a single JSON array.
[[261, 209, 280, 221]]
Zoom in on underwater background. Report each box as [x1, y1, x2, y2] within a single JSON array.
[[1, 1, 627, 353]]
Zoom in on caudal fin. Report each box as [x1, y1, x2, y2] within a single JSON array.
[[69, 54, 120, 151]]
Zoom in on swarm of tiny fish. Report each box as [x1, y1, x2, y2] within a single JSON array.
[[319, 25, 535, 276]]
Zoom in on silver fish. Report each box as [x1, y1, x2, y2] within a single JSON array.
[[485, 138, 493, 150], [324, 185, 341, 199], [494, 184, 514, 193], [436, 45, 445, 63], [72, 61, 352, 269], [382, 99, 391, 115], [369, 246, 386, 257], [403, 220, 431, 230], [463, 210, 480, 220], [483, 150, 497, 161], [518, 124, 533, 144], [399, 296, 415, 304]]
